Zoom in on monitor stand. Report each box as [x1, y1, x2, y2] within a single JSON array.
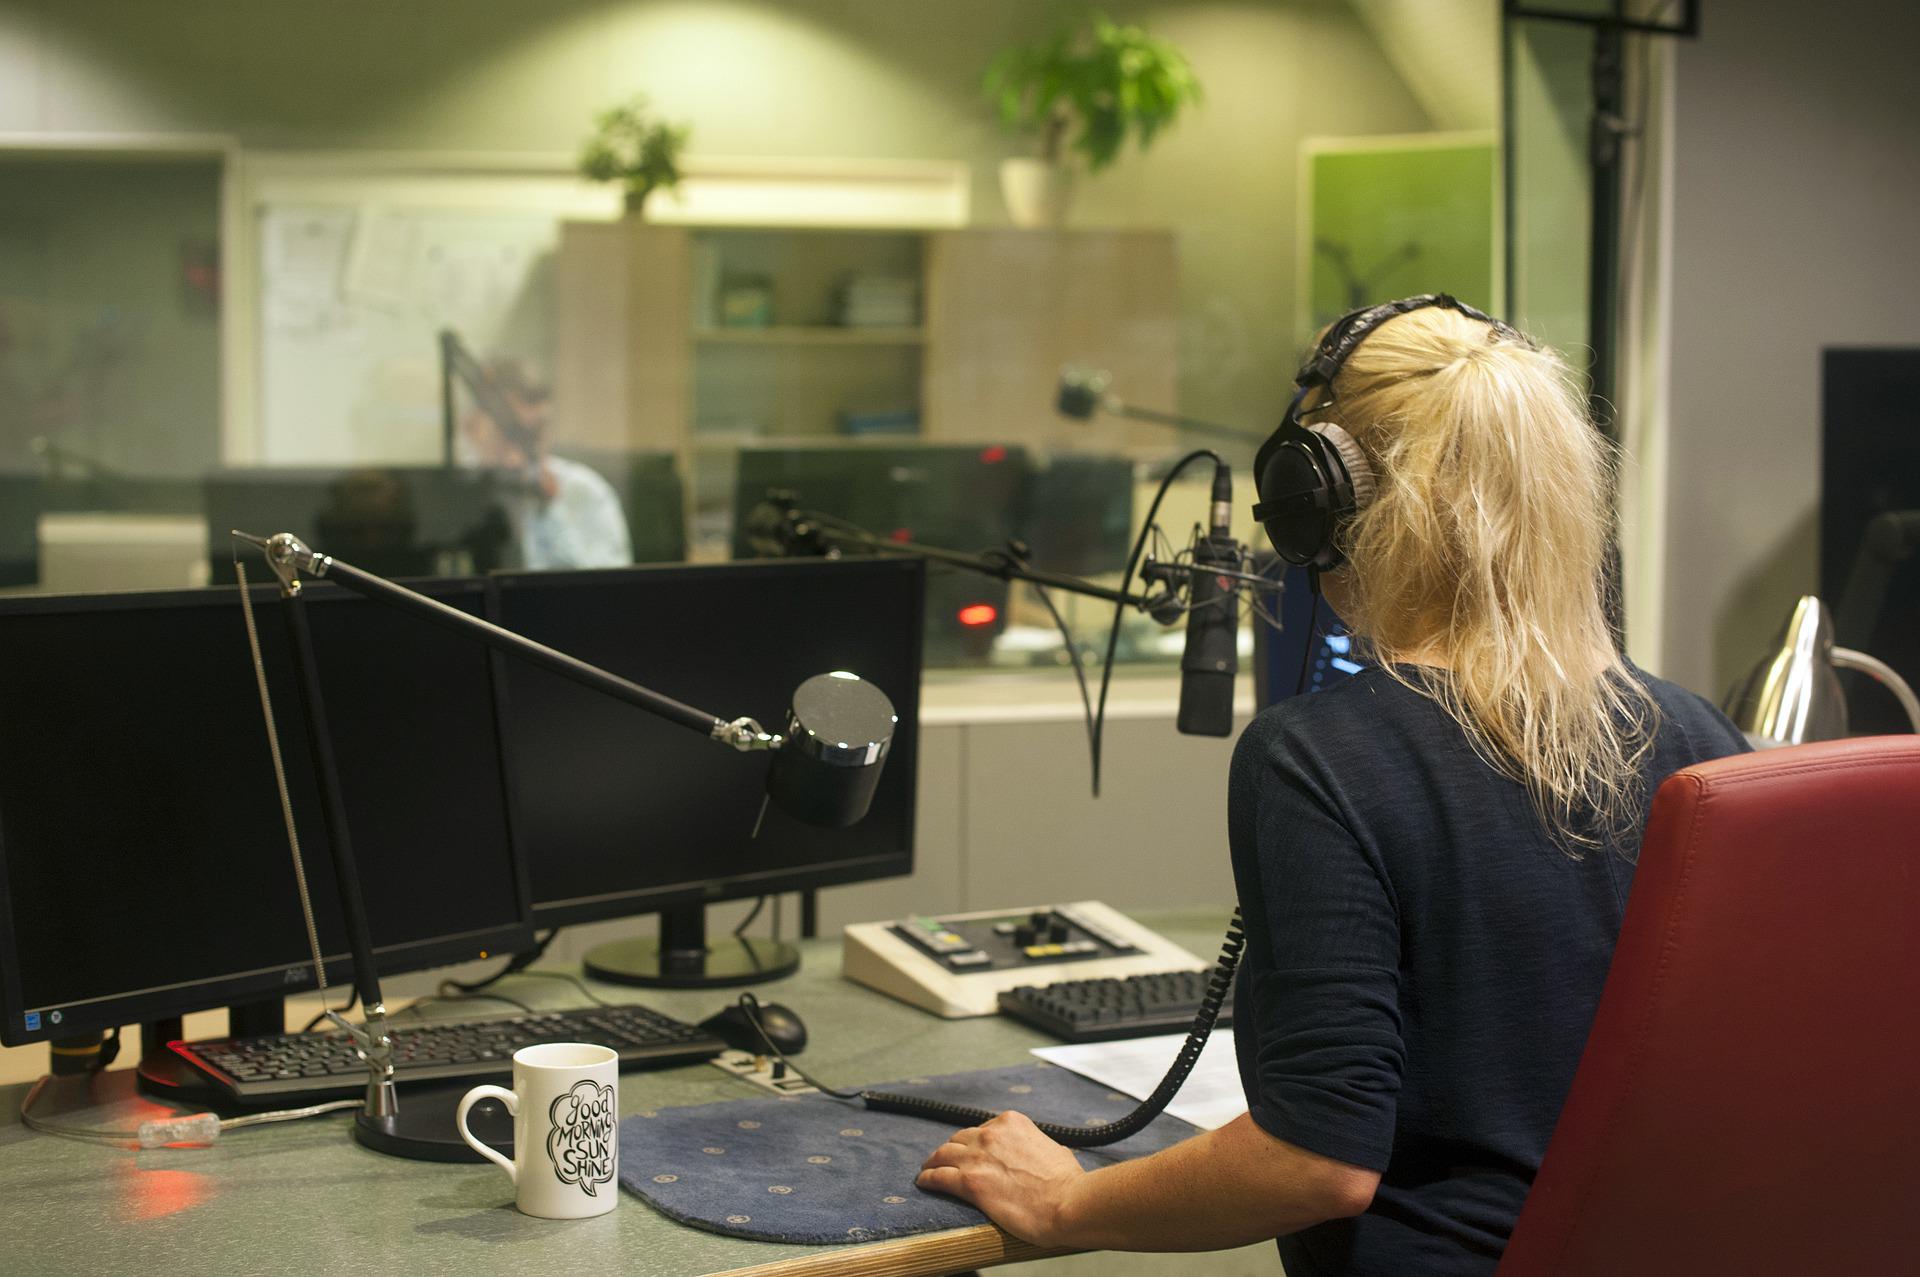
[[135, 996, 286, 1104], [583, 904, 798, 988]]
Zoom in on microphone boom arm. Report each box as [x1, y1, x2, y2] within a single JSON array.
[[237, 530, 778, 750], [773, 509, 1158, 612]]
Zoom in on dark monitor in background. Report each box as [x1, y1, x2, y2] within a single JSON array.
[[564, 448, 686, 564], [730, 445, 1025, 665], [202, 467, 513, 584], [0, 473, 40, 587], [0, 580, 530, 1051], [1822, 348, 1920, 734], [1020, 455, 1135, 577], [1252, 563, 1365, 710], [492, 558, 923, 986]]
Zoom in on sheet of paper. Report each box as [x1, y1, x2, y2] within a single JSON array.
[[1032, 1030, 1247, 1131]]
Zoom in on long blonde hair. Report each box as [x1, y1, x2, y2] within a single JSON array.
[[1311, 305, 1657, 851]]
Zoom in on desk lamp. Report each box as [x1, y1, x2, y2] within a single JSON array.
[[1723, 594, 1920, 747], [233, 530, 896, 1160]]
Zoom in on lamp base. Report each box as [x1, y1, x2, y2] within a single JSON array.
[[352, 1084, 514, 1163]]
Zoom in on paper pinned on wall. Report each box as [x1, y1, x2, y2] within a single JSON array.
[[341, 207, 421, 311], [261, 207, 355, 335], [1031, 1030, 1248, 1131]]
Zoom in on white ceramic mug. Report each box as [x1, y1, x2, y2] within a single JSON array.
[[458, 1042, 620, 1219]]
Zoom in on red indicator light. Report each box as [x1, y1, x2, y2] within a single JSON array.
[[978, 445, 1008, 464], [957, 603, 999, 627], [889, 527, 913, 543]]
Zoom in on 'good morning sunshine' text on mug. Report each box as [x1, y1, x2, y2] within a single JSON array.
[[458, 1042, 619, 1219]]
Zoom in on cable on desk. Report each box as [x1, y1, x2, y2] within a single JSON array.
[[19, 1076, 360, 1149], [413, 988, 538, 1018], [507, 968, 613, 1007]]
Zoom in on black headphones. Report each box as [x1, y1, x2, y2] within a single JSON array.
[[1251, 293, 1528, 576]]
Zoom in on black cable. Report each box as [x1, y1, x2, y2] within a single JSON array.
[[1295, 591, 1322, 697], [1029, 582, 1097, 784], [509, 968, 613, 1007], [440, 929, 558, 995], [410, 988, 539, 1019], [1091, 449, 1225, 796], [301, 985, 358, 1033], [732, 992, 864, 1100], [859, 912, 1247, 1148], [732, 896, 767, 939]]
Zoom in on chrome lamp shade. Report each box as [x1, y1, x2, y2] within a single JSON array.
[[1723, 595, 1920, 747]]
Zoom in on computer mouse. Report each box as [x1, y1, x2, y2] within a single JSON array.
[[701, 1001, 808, 1056]]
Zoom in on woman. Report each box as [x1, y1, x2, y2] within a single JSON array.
[[916, 302, 1749, 1273]]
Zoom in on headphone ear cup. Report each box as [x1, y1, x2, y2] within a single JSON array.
[[1254, 437, 1334, 566], [1314, 421, 1376, 516]]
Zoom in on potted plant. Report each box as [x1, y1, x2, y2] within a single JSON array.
[[577, 95, 691, 218], [983, 12, 1203, 228]]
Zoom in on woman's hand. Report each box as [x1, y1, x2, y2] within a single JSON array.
[[917, 1111, 1086, 1246]]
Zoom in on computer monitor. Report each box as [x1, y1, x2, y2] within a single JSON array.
[[1822, 348, 1920, 734], [730, 445, 1024, 665], [202, 467, 513, 583], [1019, 454, 1135, 577], [0, 580, 531, 1049], [491, 558, 923, 985], [1252, 563, 1366, 709], [0, 473, 40, 588]]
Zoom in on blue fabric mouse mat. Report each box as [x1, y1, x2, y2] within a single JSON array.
[[618, 1061, 1196, 1244]]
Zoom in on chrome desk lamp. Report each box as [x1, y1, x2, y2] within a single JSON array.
[[232, 530, 896, 1160], [1723, 595, 1920, 747]]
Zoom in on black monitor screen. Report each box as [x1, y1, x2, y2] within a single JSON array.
[[1822, 348, 1920, 734], [0, 581, 529, 1045], [204, 467, 514, 583], [1253, 566, 1366, 710], [493, 559, 923, 928]]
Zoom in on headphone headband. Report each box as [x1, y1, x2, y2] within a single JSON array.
[[1295, 293, 1523, 389]]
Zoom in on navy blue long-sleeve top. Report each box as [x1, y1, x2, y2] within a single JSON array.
[[1227, 666, 1749, 1275]]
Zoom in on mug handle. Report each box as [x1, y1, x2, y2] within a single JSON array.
[[457, 1084, 520, 1182]]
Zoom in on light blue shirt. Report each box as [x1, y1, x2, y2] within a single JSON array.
[[512, 455, 633, 570]]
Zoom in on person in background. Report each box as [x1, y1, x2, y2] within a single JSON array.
[[914, 303, 1749, 1273], [462, 357, 632, 570]]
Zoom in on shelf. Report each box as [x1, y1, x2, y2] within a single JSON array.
[[694, 326, 926, 347]]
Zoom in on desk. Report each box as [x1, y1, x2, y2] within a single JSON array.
[[0, 908, 1275, 1276]]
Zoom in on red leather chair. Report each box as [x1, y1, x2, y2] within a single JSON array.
[[1498, 737, 1920, 1275]]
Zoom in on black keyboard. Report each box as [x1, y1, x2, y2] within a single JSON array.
[[998, 968, 1236, 1042], [171, 1003, 726, 1104]]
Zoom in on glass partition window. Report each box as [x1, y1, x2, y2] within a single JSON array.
[[0, 1, 1502, 675]]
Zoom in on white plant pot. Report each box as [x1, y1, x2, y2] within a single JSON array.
[[1000, 157, 1073, 229]]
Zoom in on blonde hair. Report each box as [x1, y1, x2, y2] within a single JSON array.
[[1310, 305, 1657, 852]]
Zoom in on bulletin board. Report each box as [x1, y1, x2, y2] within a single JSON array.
[[1297, 133, 1500, 343]]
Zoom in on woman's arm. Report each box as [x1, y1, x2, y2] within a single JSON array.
[[917, 1108, 1379, 1251]]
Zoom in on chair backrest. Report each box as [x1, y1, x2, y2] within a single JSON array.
[[1498, 736, 1920, 1275]]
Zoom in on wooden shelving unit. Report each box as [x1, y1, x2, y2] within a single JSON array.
[[552, 221, 1180, 555]]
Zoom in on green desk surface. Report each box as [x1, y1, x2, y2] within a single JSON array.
[[0, 908, 1234, 1276]]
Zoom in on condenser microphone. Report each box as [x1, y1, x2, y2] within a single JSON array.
[[1176, 465, 1240, 737]]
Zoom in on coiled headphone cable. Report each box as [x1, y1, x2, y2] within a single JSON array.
[[736, 910, 1247, 1149]]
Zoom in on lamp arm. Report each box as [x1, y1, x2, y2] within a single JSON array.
[[238, 530, 779, 751], [1831, 646, 1920, 734]]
